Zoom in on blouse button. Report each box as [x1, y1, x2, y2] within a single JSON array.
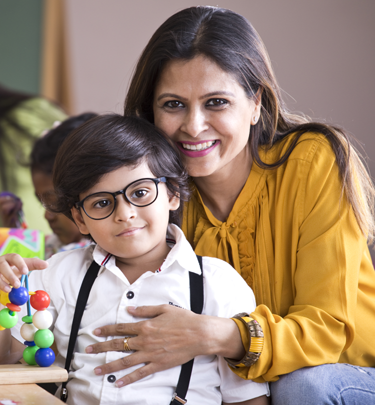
[[126, 291, 134, 299], [107, 375, 116, 383]]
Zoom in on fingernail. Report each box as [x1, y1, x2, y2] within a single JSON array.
[[22, 266, 28, 274], [115, 380, 124, 388], [14, 280, 20, 288], [94, 368, 102, 375], [86, 346, 93, 353], [4, 285, 11, 293], [126, 306, 136, 313], [94, 329, 101, 336]]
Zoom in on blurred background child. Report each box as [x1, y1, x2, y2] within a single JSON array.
[[0, 85, 67, 232], [0, 113, 96, 258]]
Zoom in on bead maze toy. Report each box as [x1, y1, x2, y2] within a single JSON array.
[[0, 275, 55, 367]]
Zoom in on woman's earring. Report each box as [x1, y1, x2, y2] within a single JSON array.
[[253, 116, 258, 124]]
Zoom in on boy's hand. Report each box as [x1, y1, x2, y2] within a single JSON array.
[[0, 254, 48, 292]]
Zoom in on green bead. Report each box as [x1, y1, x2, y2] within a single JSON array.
[[34, 329, 54, 348], [22, 315, 33, 324], [23, 345, 39, 365], [0, 308, 18, 329]]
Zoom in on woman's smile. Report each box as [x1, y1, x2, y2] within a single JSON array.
[[177, 140, 219, 157]]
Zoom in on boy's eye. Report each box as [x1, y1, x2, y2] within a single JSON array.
[[93, 199, 112, 209], [130, 189, 149, 199]]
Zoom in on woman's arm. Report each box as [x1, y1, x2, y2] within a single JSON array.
[[86, 304, 245, 386]]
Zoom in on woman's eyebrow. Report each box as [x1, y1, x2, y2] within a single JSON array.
[[156, 93, 187, 101], [156, 91, 235, 101]]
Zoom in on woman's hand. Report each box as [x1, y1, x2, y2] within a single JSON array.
[[85, 304, 245, 387], [0, 254, 48, 292]]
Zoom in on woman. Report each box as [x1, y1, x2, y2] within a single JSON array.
[[1, 6, 375, 404], [86, 6, 375, 403]]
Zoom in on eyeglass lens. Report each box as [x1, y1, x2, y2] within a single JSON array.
[[83, 179, 159, 219]]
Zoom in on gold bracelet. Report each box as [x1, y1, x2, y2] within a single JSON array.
[[225, 312, 264, 369]]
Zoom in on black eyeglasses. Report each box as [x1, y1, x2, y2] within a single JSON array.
[[75, 177, 167, 220]]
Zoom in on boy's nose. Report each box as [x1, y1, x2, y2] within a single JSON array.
[[114, 196, 136, 221]]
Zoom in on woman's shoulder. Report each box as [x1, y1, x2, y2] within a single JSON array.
[[262, 132, 333, 164]]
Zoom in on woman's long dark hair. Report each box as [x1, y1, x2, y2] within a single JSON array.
[[0, 85, 32, 190], [125, 6, 375, 241]]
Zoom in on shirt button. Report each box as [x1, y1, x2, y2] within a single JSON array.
[[126, 291, 134, 299], [107, 375, 116, 383]]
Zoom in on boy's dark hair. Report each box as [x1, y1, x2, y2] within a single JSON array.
[[52, 114, 190, 227], [31, 112, 97, 174]]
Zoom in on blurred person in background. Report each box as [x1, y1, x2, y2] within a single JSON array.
[[0, 84, 66, 233]]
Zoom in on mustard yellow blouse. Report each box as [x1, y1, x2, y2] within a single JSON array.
[[182, 133, 375, 382]]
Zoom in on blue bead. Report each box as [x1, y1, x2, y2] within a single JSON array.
[[9, 286, 29, 306], [35, 347, 55, 367], [24, 340, 36, 347]]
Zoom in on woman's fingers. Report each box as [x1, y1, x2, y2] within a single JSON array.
[[86, 337, 136, 354], [126, 304, 171, 318], [114, 364, 157, 388], [93, 351, 145, 377], [93, 305, 171, 338]]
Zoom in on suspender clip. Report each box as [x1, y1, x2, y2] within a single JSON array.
[[60, 387, 68, 401], [171, 392, 187, 404]]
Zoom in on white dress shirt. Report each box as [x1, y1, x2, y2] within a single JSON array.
[[13, 224, 269, 404]]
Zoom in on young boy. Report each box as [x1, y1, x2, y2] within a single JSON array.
[[0, 115, 269, 404]]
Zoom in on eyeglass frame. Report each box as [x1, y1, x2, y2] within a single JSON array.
[[75, 177, 167, 220]]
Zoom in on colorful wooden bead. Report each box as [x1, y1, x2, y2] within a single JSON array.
[[23, 345, 39, 365], [0, 290, 10, 306], [34, 328, 54, 348], [20, 322, 38, 342], [22, 315, 33, 324], [32, 310, 53, 330], [0, 308, 18, 329], [9, 286, 29, 306], [30, 290, 50, 311], [35, 347, 55, 367], [6, 303, 21, 312]]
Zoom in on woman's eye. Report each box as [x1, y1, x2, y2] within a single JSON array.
[[206, 98, 228, 107], [164, 100, 184, 109]]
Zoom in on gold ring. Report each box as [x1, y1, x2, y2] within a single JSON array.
[[123, 337, 132, 352]]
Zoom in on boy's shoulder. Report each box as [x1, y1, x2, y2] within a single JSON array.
[[46, 244, 95, 277]]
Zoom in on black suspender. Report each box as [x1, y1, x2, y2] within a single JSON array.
[[60, 255, 204, 404], [170, 255, 204, 405], [60, 260, 101, 402]]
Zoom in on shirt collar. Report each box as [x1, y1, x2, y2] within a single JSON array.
[[91, 224, 201, 278], [162, 224, 202, 275]]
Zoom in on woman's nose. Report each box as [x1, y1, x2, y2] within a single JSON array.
[[181, 107, 208, 138], [114, 196, 137, 222]]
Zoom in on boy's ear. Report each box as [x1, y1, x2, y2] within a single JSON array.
[[168, 192, 180, 212], [71, 207, 90, 235]]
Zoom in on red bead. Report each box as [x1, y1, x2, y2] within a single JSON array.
[[30, 290, 50, 311], [6, 303, 21, 312]]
